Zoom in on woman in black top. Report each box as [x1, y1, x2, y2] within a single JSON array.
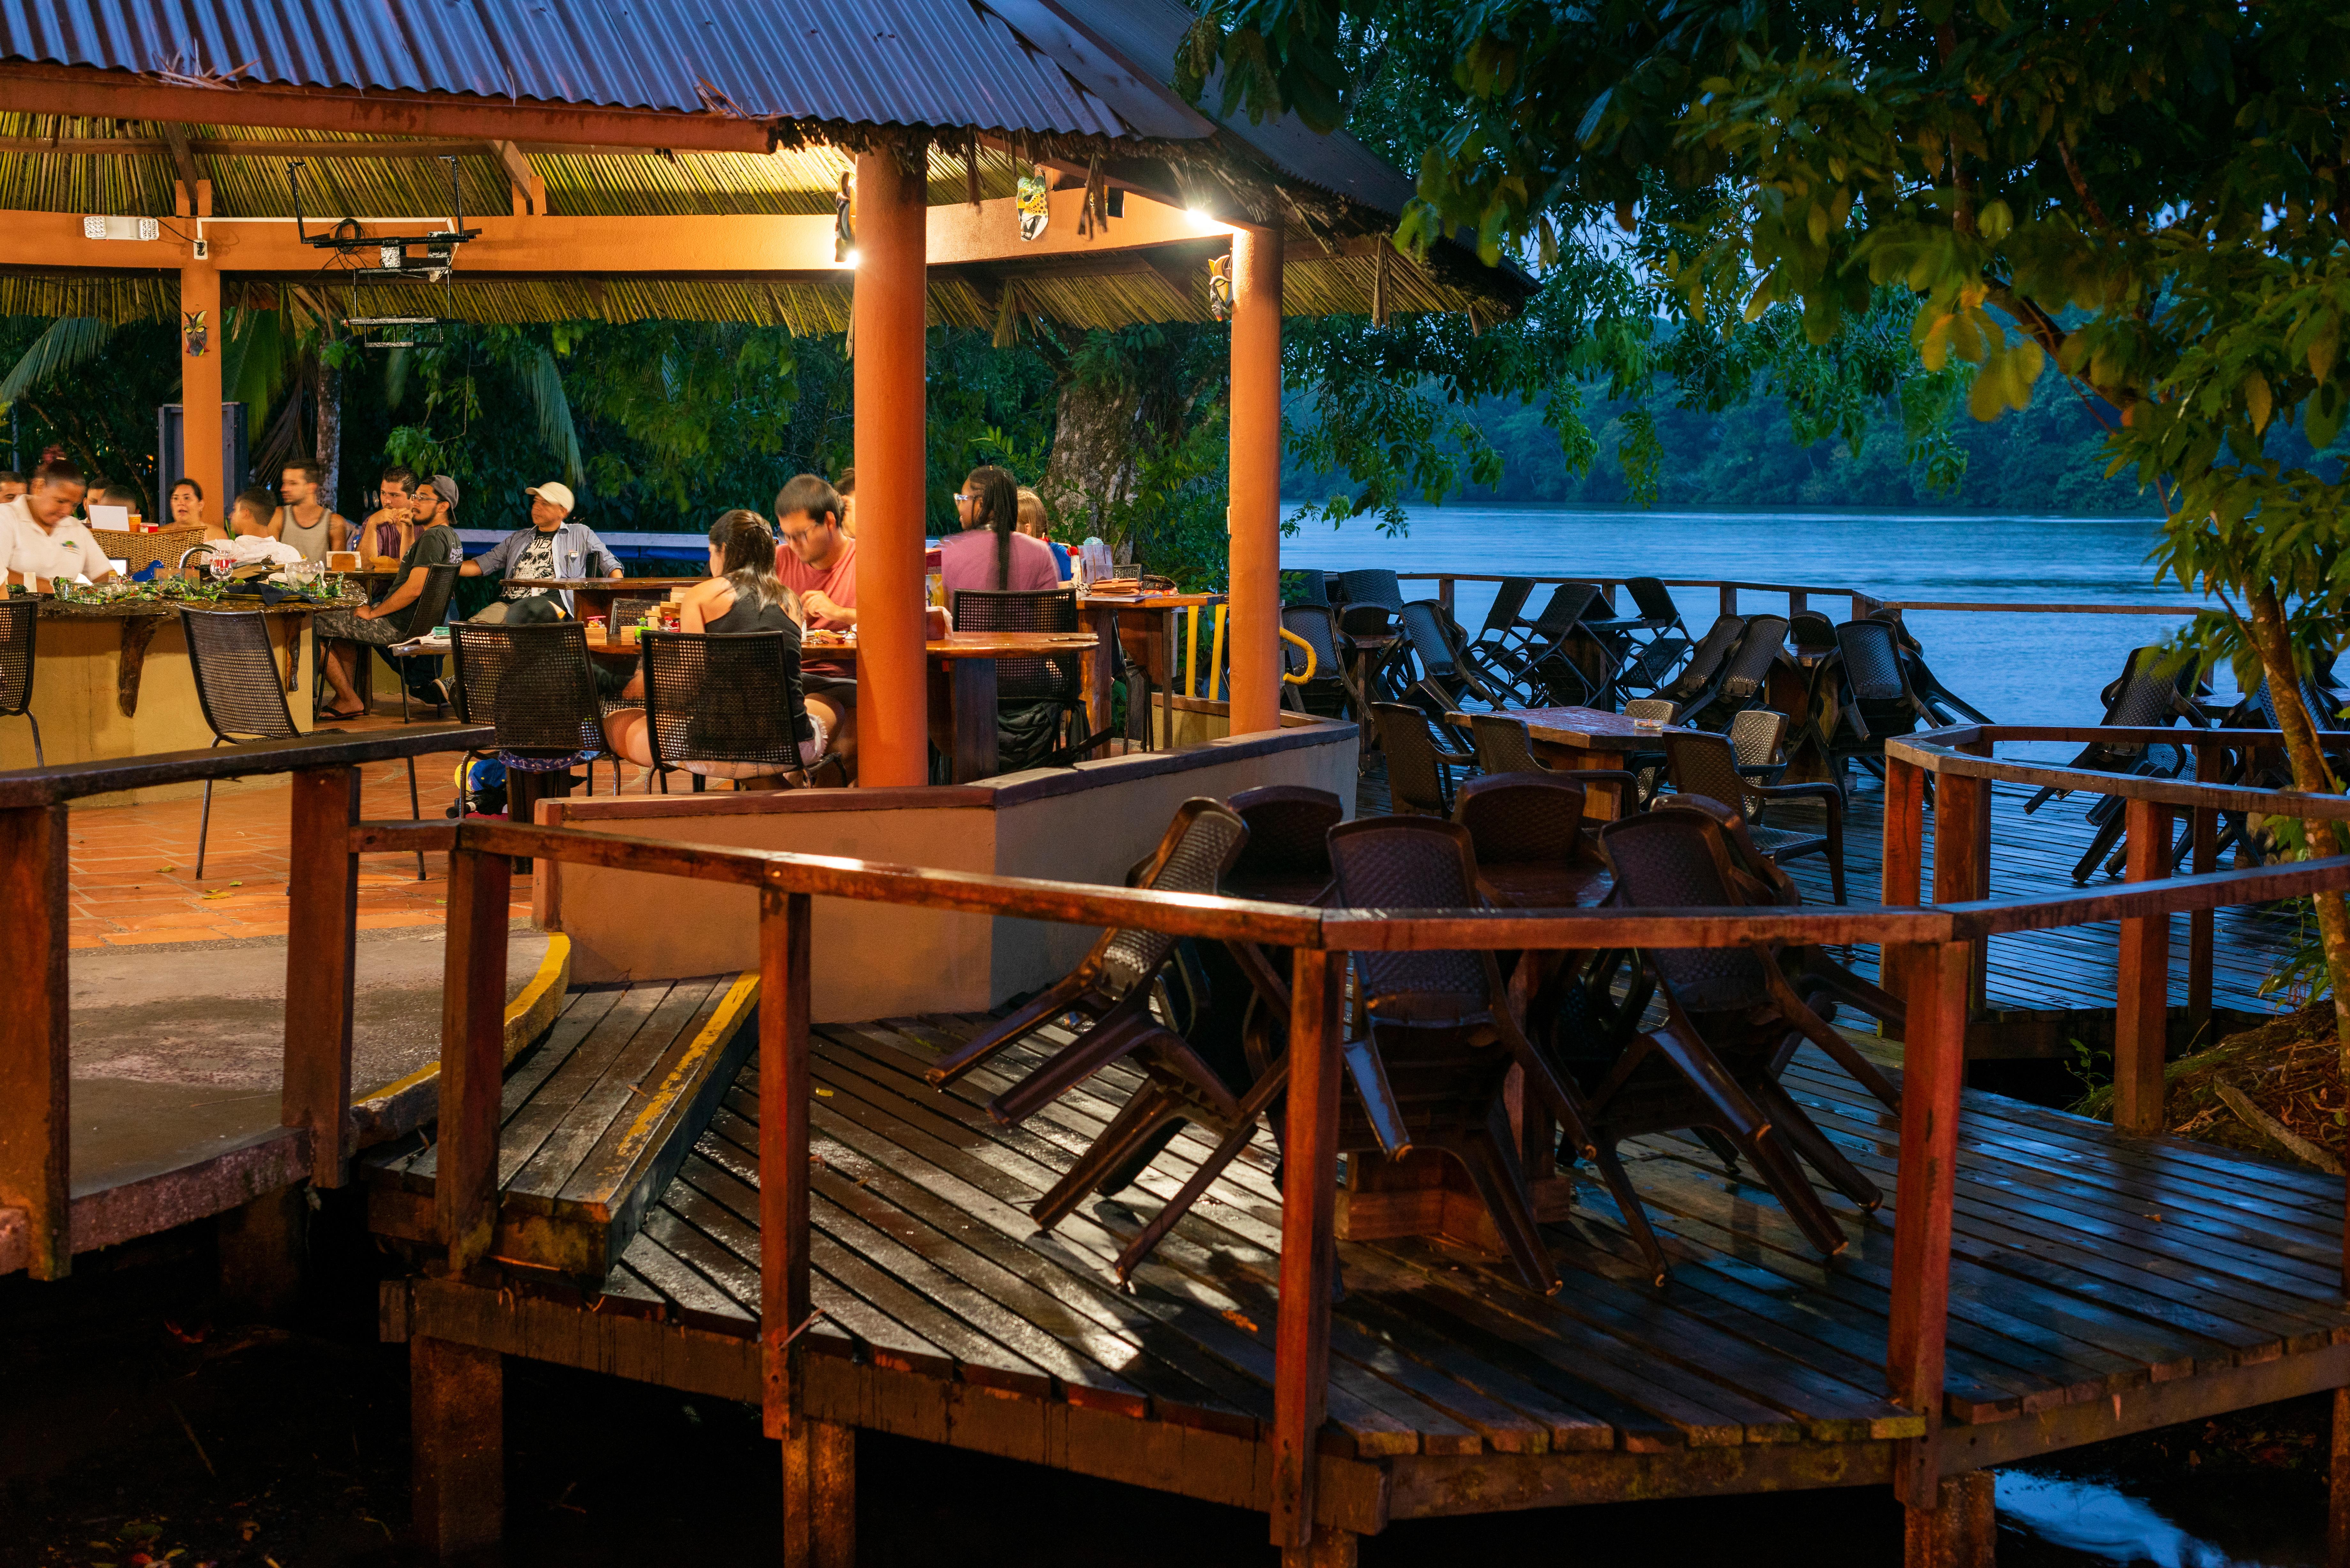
[[602, 511, 851, 777]]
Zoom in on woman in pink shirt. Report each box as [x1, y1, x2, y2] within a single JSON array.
[[941, 465, 1060, 599]]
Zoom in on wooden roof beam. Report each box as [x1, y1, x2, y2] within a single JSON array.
[[0, 135, 703, 160], [157, 122, 202, 214], [490, 140, 544, 216]]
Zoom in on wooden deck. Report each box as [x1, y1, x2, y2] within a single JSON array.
[[369, 972, 759, 1281], [1359, 758, 2302, 1034], [383, 1008, 2350, 1527]]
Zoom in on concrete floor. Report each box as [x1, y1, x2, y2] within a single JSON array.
[[67, 922, 552, 1196]]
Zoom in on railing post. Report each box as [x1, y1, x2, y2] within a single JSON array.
[[2114, 797, 2175, 1135], [1880, 756, 1926, 1016], [757, 886, 849, 1568], [2189, 743, 2221, 1038], [1789, 589, 1807, 617], [1437, 576, 1455, 618], [1932, 769, 1989, 1018], [0, 804, 70, 1278], [1271, 947, 1343, 1561], [1719, 584, 1738, 618], [1887, 939, 1968, 1513], [284, 765, 360, 1187], [435, 841, 513, 1275]]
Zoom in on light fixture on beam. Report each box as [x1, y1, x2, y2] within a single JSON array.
[[82, 215, 161, 241]]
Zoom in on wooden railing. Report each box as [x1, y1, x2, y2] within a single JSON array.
[[10, 724, 2350, 1555], [1391, 570, 2222, 622], [0, 724, 492, 1282]]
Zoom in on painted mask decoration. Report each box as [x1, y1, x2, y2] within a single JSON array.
[[1017, 168, 1049, 243], [183, 309, 208, 356]]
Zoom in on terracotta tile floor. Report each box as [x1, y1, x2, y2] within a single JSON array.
[[63, 716, 651, 949]]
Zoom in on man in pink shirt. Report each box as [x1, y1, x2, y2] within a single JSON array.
[[773, 474, 857, 627]]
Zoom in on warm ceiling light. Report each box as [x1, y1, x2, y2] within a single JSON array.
[[843, 248, 861, 268], [1186, 207, 1213, 224]]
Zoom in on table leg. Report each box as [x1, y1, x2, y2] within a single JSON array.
[[1082, 606, 1117, 741], [949, 658, 998, 782]]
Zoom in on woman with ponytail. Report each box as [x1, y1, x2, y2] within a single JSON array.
[[940, 464, 1058, 595]]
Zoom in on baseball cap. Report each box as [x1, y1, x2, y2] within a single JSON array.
[[427, 474, 459, 507], [527, 481, 576, 514]]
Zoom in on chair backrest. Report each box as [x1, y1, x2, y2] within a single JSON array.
[[397, 562, 462, 639], [1452, 772, 1588, 868], [640, 630, 809, 773], [2257, 675, 2350, 736], [450, 620, 605, 757], [951, 586, 1080, 702], [0, 598, 35, 717], [1468, 712, 1542, 774], [1281, 604, 1345, 682], [1833, 618, 1915, 705], [1727, 708, 1789, 772], [609, 596, 665, 633], [1476, 579, 1535, 639], [1399, 599, 1465, 685], [1624, 697, 1677, 724], [1624, 577, 1680, 623], [1327, 817, 1489, 1012], [1522, 580, 1602, 640], [1663, 729, 1752, 818], [2103, 646, 2196, 728], [1788, 610, 1838, 655], [1096, 798, 1250, 993], [1717, 614, 1790, 700], [1373, 702, 1459, 815], [1335, 569, 1406, 615], [92, 523, 206, 575], [1281, 569, 1331, 608], [1597, 806, 1775, 1012], [1227, 784, 1342, 885], [1660, 615, 1744, 701], [180, 608, 299, 742]]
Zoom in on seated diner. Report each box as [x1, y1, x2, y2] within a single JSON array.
[[458, 479, 623, 619], [942, 464, 1058, 593], [355, 466, 419, 565], [168, 476, 204, 530], [601, 510, 852, 782], [272, 460, 349, 562], [312, 473, 463, 720]]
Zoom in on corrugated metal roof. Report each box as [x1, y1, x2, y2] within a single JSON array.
[[0, 0, 1135, 139]]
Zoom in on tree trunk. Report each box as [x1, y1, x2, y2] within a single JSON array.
[[1040, 376, 1145, 554], [315, 352, 342, 516], [2246, 583, 2350, 1080]]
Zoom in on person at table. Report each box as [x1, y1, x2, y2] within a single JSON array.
[[168, 477, 204, 530], [92, 482, 144, 519], [1, 459, 122, 591], [271, 461, 349, 562], [311, 474, 463, 720], [202, 488, 307, 570], [774, 475, 857, 629], [458, 480, 621, 620], [1016, 485, 1073, 581], [0, 471, 22, 504], [355, 466, 420, 564], [835, 467, 856, 539], [943, 465, 1058, 595], [603, 510, 849, 781]]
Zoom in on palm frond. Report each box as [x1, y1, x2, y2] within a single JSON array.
[[0, 317, 118, 409], [519, 344, 585, 487]]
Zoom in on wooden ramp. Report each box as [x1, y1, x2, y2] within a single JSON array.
[[386, 1012, 2350, 1527], [368, 971, 759, 1282]]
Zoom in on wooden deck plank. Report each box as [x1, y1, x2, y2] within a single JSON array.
[[506, 976, 727, 1202]]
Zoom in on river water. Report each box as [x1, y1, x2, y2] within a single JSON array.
[[1278, 504, 2225, 734]]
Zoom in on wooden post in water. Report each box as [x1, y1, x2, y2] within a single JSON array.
[[1904, 1469, 1996, 1568], [1887, 940, 1967, 1520], [1271, 948, 1344, 1563], [413, 841, 512, 1556], [758, 885, 852, 1568], [1879, 756, 1926, 1018], [2113, 797, 2175, 1135], [0, 803, 70, 1278], [283, 765, 360, 1187]]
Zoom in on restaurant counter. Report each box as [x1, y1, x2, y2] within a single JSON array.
[[2, 598, 319, 800]]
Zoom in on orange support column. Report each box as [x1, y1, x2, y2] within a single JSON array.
[[1227, 226, 1284, 736], [180, 224, 223, 527], [851, 142, 930, 787]]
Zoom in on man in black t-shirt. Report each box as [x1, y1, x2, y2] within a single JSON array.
[[314, 474, 463, 719]]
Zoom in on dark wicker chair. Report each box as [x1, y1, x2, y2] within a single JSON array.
[[1372, 701, 1475, 815], [1466, 714, 1639, 816], [448, 621, 615, 816], [1281, 568, 1332, 608], [1452, 772, 1610, 911], [951, 585, 1094, 769], [923, 798, 1251, 1104], [1818, 618, 1934, 788], [0, 597, 39, 766], [1788, 610, 1840, 660], [1467, 578, 1536, 666], [1582, 578, 1691, 696], [639, 629, 822, 792], [2021, 646, 2207, 882], [1225, 784, 1343, 907], [1333, 568, 1410, 699], [1661, 723, 1847, 902], [1499, 582, 1612, 706], [392, 562, 462, 721], [1650, 615, 1745, 715], [1279, 603, 1368, 727], [1678, 613, 1790, 731], [1398, 598, 1509, 717], [185, 607, 423, 878], [1588, 805, 1884, 1281]]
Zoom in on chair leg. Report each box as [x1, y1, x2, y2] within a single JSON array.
[[1752, 1078, 1881, 1211], [195, 778, 215, 880], [988, 1004, 1162, 1126], [1443, 1109, 1561, 1296], [25, 711, 41, 768], [1585, 1137, 1670, 1285], [1028, 1083, 1186, 1233], [407, 756, 425, 879], [925, 974, 1093, 1087]]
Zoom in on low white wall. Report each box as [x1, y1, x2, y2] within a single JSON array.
[[537, 718, 1359, 1021]]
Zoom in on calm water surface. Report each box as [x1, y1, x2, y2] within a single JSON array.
[[1279, 504, 2220, 735]]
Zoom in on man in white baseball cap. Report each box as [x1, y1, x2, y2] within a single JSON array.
[[459, 478, 622, 619]]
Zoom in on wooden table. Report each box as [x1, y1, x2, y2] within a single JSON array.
[[550, 578, 701, 625], [1451, 705, 1664, 818], [1077, 592, 1223, 745]]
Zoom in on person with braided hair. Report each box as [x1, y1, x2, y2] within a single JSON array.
[[940, 464, 1057, 595]]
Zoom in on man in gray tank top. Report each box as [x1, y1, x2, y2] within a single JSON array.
[[273, 460, 348, 563]]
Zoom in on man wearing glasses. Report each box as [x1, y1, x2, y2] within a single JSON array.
[[772, 473, 856, 630]]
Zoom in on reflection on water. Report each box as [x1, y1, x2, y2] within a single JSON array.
[[1280, 504, 2234, 745], [1997, 1471, 2320, 1568]]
